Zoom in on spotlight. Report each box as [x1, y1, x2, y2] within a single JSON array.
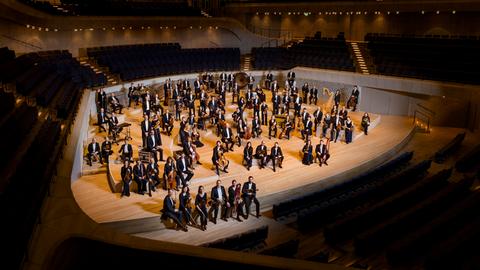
[[215, 26, 218, 29], [387, 11, 390, 14], [45, 28, 49, 31], [74, 28, 78, 31], [26, 24, 30, 28], [54, 29, 58, 32], [436, 10, 440, 14], [102, 27, 106, 30], [452, 10, 456, 14], [122, 27, 125, 30], [396, 11, 400, 14], [89, 28, 94, 31], [318, 12, 321, 15], [421, 10, 424, 14]]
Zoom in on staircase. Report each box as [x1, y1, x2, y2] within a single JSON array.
[[241, 54, 252, 72], [349, 41, 376, 75], [79, 58, 119, 85]]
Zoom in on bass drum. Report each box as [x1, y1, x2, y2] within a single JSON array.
[[235, 72, 248, 89]]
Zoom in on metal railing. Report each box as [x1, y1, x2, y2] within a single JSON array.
[[247, 25, 293, 47], [413, 103, 435, 133]]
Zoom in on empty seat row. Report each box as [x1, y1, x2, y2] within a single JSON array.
[[203, 226, 268, 251]]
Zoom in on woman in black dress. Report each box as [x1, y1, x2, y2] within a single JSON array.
[[195, 185, 208, 231]]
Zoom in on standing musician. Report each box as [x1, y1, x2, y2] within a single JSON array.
[[174, 96, 182, 121], [279, 115, 293, 140], [194, 78, 201, 98], [210, 180, 229, 223], [362, 112, 371, 135], [302, 115, 314, 141], [281, 91, 291, 115], [109, 93, 123, 114], [119, 138, 133, 162], [200, 89, 208, 112], [315, 139, 330, 166], [270, 142, 284, 172], [141, 114, 151, 148], [245, 89, 253, 108], [293, 95, 302, 118], [272, 92, 280, 115], [179, 186, 194, 226], [222, 123, 235, 152], [228, 180, 244, 221], [260, 101, 268, 126], [252, 115, 262, 138], [331, 113, 342, 143], [195, 186, 208, 231], [208, 96, 219, 120], [334, 90, 341, 107], [97, 88, 107, 111], [142, 93, 152, 116], [153, 93, 164, 114], [133, 160, 147, 195], [243, 141, 254, 171], [265, 73, 273, 89], [164, 156, 178, 190], [309, 86, 318, 105], [302, 83, 309, 104], [255, 141, 268, 169], [300, 108, 310, 127], [146, 157, 160, 195], [186, 90, 195, 116], [87, 138, 101, 166], [252, 94, 261, 120], [242, 176, 260, 219], [101, 136, 113, 164], [345, 116, 354, 144], [163, 79, 171, 106], [347, 85, 360, 111], [162, 189, 188, 232], [216, 109, 226, 137], [162, 109, 173, 136], [287, 71, 295, 85], [147, 130, 164, 162], [270, 79, 279, 92], [322, 113, 332, 138], [120, 160, 133, 197], [302, 140, 314, 165], [313, 107, 323, 134], [212, 141, 229, 175], [232, 82, 240, 103], [176, 153, 194, 187], [268, 115, 278, 139], [247, 73, 255, 90], [97, 108, 108, 133]]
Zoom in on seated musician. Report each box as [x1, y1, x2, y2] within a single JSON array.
[[109, 93, 123, 114], [185, 137, 201, 167], [97, 88, 107, 111], [243, 141, 253, 171], [313, 107, 323, 133], [118, 138, 133, 162], [302, 115, 314, 141], [270, 142, 284, 172], [268, 115, 277, 139], [164, 156, 178, 190], [162, 189, 188, 232], [146, 157, 160, 195], [254, 141, 268, 169], [252, 115, 262, 138], [216, 109, 226, 137], [282, 91, 291, 115], [331, 113, 342, 143], [97, 108, 108, 133], [191, 125, 204, 148], [212, 141, 229, 175], [293, 95, 302, 117], [302, 140, 314, 165], [252, 95, 260, 119], [242, 176, 260, 219], [315, 139, 330, 166], [228, 180, 245, 221], [87, 138, 101, 166], [195, 186, 208, 231], [232, 82, 240, 103], [362, 112, 371, 135], [108, 112, 119, 137], [179, 186, 193, 226], [272, 92, 280, 115], [209, 180, 229, 224], [279, 115, 293, 140], [101, 136, 113, 164], [176, 153, 194, 188], [147, 130, 164, 162], [133, 160, 147, 195], [120, 160, 133, 197], [162, 109, 173, 136], [200, 89, 208, 112], [238, 96, 246, 111], [174, 96, 182, 121], [208, 96, 219, 119], [222, 123, 235, 152], [236, 117, 247, 146]]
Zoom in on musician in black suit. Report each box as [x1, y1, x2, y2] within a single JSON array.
[[141, 114, 151, 148], [228, 180, 244, 221], [119, 138, 133, 162], [302, 116, 314, 141], [195, 186, 208, 230], [162, 189, 187, 231], [87, 138, 101, 166], [287, 71, 295, 85], [260, 101, 268, 126], [132, 160, 146, 194], [97, 88, 107, 111], [252, 115, 262, 138], [236, 117, 247, 146], [209, 180, 229, 223], [334, 90, 341, 107], [300, 108, 310, 127], [265, 73, 273, 89], [272, 92, 280, 115], [302, 83, 309, 104], [174, 96, 182, 121], [243, 141, 253, 171], [178, 186, 193, 225], [208, 97, 218, 119], [101, 136, 113, 164], [109, 93, 123, 114], [270, 80, 279, 92], [142, 93, 152, 116], [147, 130, 163, 162], [315, 140, 330, 166], [293, 95, 302, 117], [222, 123, 235, 152], [97, 108, 108, 133], [176, 153, 193, 187], [309, 86, 318, 105], [302, 140, 313, 165], [281, 91, 291, 115], [322, 113, 332, 138], [146, 157, 160, 195], [313, 107, 323, 133], [121, 160, 132, 197], [347, 85, 360, 111], [255, 141, 268, 169], [280, 115, 293, 140], [331, 113, 342, 143], [270, 142, 284, 172], [212, 141, 229, 175], [162, 109, 173, 136], [108, 112, 119, 137], [242, 176, 260, 218]]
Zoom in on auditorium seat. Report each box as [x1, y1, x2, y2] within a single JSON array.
[[366, 33, 480, 84], [455, 144, 480, 173], [203, 226, 268, 251], [434, 132, 466, 163]]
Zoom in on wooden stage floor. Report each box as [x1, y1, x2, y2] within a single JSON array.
[[72, 92, 414, 246]]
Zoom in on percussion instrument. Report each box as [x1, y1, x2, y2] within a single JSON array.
[[234, 72, 248, 89]]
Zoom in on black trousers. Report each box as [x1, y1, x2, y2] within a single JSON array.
[[121, 180, 131, 197], [163, 211, 184, 228], [177, 170, 193, 186], [244, 195, 260, 217], [209, 200, 228, 221], [196, 205, 208, 226]]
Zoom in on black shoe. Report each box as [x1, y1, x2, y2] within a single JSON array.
[[247, 166, 250, 171], [160, 159, 165, 162], [236, 217, 243, 222], [212, 219, 217, 224], [257, 214, 261, 218], [324, 162, 328, 166], [273, 168, 276, 172], [279, 165, 282, 168], [197, 161, 202, 165], [224, 169, 228, 173]]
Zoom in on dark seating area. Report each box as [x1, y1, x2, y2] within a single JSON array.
[[252, 32, 355, 72], [296, 159, 431, 231], [260, 239, 299, 258], [272, 151, 414, 220], [20, 0, 201, 16], [203, 226, 268, 251], [0, 49, 106, 119], [88, 44, 240, 81], [366, 33, 480, 84], [0, 47, 15, 64], [455, 144, 480, 173], [434, 132, 466, 163]]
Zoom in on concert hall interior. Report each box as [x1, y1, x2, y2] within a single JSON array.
[[1, 0, 480, 269]]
